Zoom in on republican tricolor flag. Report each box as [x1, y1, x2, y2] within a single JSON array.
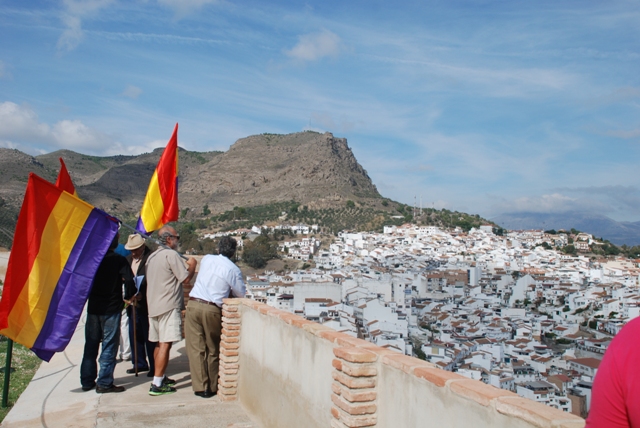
[[136, 123, 179, 234], [55, 157, 77, 196], [0, 174, 119, 361]]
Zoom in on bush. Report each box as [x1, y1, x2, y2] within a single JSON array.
[[242, 247, 266, 268], [413, 345, 427, 361]]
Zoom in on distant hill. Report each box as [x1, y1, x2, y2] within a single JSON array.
[[0, 132, 383, 216], [492, 212, 640, 246]]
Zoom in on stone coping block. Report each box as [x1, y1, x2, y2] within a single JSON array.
[[334, 347, 378, 364], [449, 379, 516, 407], [340, 361, 377, 378], [382, 353, 435, 375], [221, 334, 239, 343], [222, 309, 241, 318], [332, 359, 343, 371], [331, 394, 377, 416], [223, 321, 241, 328], [414, 366, 464, 388], [495, 396, 586, 428], [331, 405, 378, 428], [340, 387, 377, 403], [301, 322, 334, 336], [333, 371, 377, 390]]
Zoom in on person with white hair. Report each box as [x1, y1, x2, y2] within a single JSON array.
[[145, 225, 196, 396]]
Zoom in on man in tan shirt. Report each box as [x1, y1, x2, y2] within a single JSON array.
[[145, 225, 197, 396]]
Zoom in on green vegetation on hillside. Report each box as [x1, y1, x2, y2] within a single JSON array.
[[206, 201, 493, 235], [243, 235, 279, 268], [0, 201, 18, 249], [210, 200, 403, 234]]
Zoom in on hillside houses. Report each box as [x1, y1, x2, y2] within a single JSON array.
[[236, 222, 639, 417]]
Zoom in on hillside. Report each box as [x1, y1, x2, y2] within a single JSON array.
[[0, 132, 381, 215]]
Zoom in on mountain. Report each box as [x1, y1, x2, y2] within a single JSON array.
[[492, 212, 640, 246], [0, 131, 384, 220]]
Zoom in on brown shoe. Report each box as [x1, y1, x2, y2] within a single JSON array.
[[96, 384, 125, 393]]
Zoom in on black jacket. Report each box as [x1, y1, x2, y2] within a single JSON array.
[[88, 250, 135, 315]]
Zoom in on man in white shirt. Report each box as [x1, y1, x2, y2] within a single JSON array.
[[185, 236, 245, 398]]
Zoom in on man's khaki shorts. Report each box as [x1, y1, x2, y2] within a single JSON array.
[[149, 308, 182, 343]]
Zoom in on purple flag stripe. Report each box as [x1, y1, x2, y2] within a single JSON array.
[[135, 216, 149, 235], [31, 209, 119, 361]]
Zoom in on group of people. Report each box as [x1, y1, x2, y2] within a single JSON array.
[[80, 225, 245, 397]]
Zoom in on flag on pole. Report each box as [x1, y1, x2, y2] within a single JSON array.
[[55, 157, 77, 196], [0, 173, 119, 361], [136, 123, 179, 234]]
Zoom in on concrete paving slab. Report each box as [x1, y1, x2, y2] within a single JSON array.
[[2, 313, 257, 428]]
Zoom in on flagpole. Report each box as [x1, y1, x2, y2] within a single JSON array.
[[119, 223, 188, 260], [2, 338, 14, 408]]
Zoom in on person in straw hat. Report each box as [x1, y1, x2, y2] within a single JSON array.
[[123, 233, 156, 377]]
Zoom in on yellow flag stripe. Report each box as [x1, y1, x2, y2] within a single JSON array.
[[3, 192, 92, 346], [139, 170, 166, 234]]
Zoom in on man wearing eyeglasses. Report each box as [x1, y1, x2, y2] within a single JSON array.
[[145, 225, 197, 396]]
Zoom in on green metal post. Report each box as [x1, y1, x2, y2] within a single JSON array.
[[2, 338, 13, 408]]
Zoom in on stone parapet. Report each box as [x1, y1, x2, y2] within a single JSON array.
[[330, 347, 378, 427], [219, 298, 241, 401], [222, 298, 586, 428]]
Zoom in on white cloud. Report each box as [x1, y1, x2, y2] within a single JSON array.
[[57, 0, 114, 52], [52, 120, 111, 149], [157, 0, 219, 19], [0, 102, 50, 140], [489, 192, 611, 216], [121, 85, 143, 99], [606, 128, 640, 139], [285, 30, 343, 62], [0, 101, 115, 153]]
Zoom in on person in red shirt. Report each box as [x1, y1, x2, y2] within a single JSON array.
[[587, 316, 640, 427]]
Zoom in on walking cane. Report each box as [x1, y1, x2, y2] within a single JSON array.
[[132, 300, 138, 377]]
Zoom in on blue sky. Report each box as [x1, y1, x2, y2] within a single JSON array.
[[1, 1, 639, 221]]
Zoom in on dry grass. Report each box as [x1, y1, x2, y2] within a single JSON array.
[[0, 338, 41, 423]]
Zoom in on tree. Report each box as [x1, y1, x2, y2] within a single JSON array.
[[413, 345, 427, 361], [202, 204, 211, 216], [346, 200, 355, 209], [242, 247, 266, 268], [242, 235, 278, 269]]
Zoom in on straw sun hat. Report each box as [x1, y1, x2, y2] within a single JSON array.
[[124, 234, 145, 250]]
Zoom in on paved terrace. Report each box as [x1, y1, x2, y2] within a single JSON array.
[[1, 312, 257, 428]]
